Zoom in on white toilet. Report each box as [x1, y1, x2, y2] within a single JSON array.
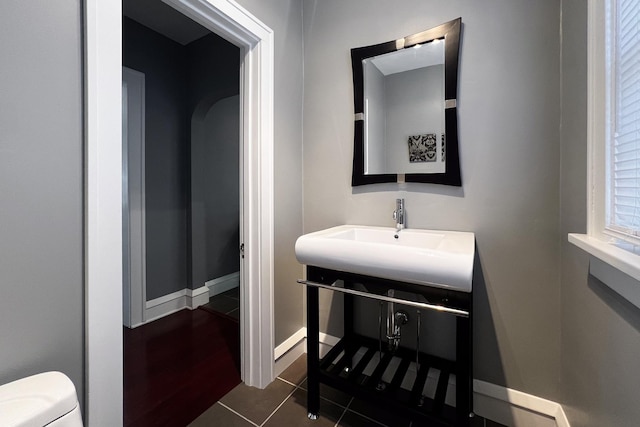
[[0, 372, 83, 427]]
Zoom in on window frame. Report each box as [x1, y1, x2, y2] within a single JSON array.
[[569, 0, 640, 290], [586, 0, 608, 242], [602, 0, 640, 244]]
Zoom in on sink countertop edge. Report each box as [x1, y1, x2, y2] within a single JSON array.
[[295, 225, 475, 293]]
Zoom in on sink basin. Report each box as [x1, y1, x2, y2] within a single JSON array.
[[295, 225, 475, 292]]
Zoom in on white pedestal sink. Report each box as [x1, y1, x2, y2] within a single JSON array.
[[295, 225, 475, 292]]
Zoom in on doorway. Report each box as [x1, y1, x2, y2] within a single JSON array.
[[121, 7, 241, 324], [121, 4, 243, 424], [85, 0, 275, 424]]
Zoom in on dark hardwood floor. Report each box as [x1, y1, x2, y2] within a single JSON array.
[[124, 308, 241, 427]]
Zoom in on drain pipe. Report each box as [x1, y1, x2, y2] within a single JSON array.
[[386, 290, 409, 352]]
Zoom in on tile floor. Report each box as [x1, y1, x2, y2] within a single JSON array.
[[202, 287, 240, 320], [194, 288, 506, 426], [189, 355, 505, 427]]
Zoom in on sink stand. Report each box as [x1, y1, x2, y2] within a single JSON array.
[[301, 266, 473, 427]]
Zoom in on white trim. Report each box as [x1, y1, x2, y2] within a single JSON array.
[[206, 271, 240, 296], [274, 327, 306, 360], [187, 285, 211, 308], [188, 285, 211, 297], [147, 289, 187, 309], [122, 66, 147, 329], [570, 235, 640, 311], [586, 0, 607, 239], [592, 256, 640, 309], [142, 286, 210, 325], [146, 287, 210, 309], [122, 79, 129, 328], [555, 406, 571, 427], [273, 330, 569, 427], [84, 1, 123, 425], [272, 328, 340, 378], [274, 329, 306, 377], [87, 1, 274, 421], [274, 343, 305, 378], [145, 291, 189, 324], [570, 0, 640, 313], [163, 0, 275, 390], [474, 380, 570, 427], [569, 234, 640, 282]]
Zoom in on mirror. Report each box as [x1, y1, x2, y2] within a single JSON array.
[[351, 18, 462, 186]]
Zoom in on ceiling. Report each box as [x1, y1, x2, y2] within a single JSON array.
[[123, 0, 211, 45]]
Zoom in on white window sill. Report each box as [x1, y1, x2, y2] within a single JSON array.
[[569, 233, 640, 308]]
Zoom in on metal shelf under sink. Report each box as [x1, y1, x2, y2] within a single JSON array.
[[302, 266, 474, 427]]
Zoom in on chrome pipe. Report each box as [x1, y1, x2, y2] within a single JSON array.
[[386, 291, 396, 350], [297, 279, 469, 317]]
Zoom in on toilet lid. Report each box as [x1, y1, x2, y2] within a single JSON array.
[[0, 372, 78, 427]]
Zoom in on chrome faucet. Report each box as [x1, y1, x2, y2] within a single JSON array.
[[393, 198, 405, 232]]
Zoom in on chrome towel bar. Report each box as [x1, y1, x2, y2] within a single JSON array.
[[297, 279, 469, 318]]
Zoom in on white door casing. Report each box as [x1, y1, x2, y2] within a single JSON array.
[[122, 67, 146, 329], [85, 1, 274, 425]]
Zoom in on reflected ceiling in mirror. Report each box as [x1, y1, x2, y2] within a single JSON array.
[[351, 18, 462, 186]]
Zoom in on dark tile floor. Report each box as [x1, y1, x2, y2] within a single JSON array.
[[202, 287, 240, 320], [189, 355, 506, 427], [133, 292, 507, 426]]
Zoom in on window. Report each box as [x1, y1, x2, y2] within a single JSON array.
[[569, 0, 640, 293], [605, 0, 640, 242]]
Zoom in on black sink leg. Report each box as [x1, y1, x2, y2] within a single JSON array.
[[307, 286, 320, 419]]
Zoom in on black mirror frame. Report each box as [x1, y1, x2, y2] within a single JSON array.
[[351, 18, 462, 187]]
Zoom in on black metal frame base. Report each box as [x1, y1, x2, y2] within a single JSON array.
[[304, 266, 473, 427]]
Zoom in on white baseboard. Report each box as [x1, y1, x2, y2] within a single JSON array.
[[273, 327, 340, 361], [274, 329, 306, 378], [206, 271, 240, 297], [273, 329, 570, 427], [187, 286, 210, 308], [144, 285, 210, 324], [275, 328, 306, 360], [474, 380, 570, 427]]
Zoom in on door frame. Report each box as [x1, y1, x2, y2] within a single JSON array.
[[85, 1, 275, 425], [122, 66, 146, 329]]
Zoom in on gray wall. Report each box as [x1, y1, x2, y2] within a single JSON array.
[[385, 65, 445, 173], [191, 95, 240, 286], [124, 20, 241, 298], [186, 33, 239, 113], [303, 0, 562, 402], [0, 0, 84, 410], [187, 33, 240, 289], [234, 0, 305, 345], [559, 2, 640, 425], [11, 3, 637, 425], [124, 18, 190, 300]]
